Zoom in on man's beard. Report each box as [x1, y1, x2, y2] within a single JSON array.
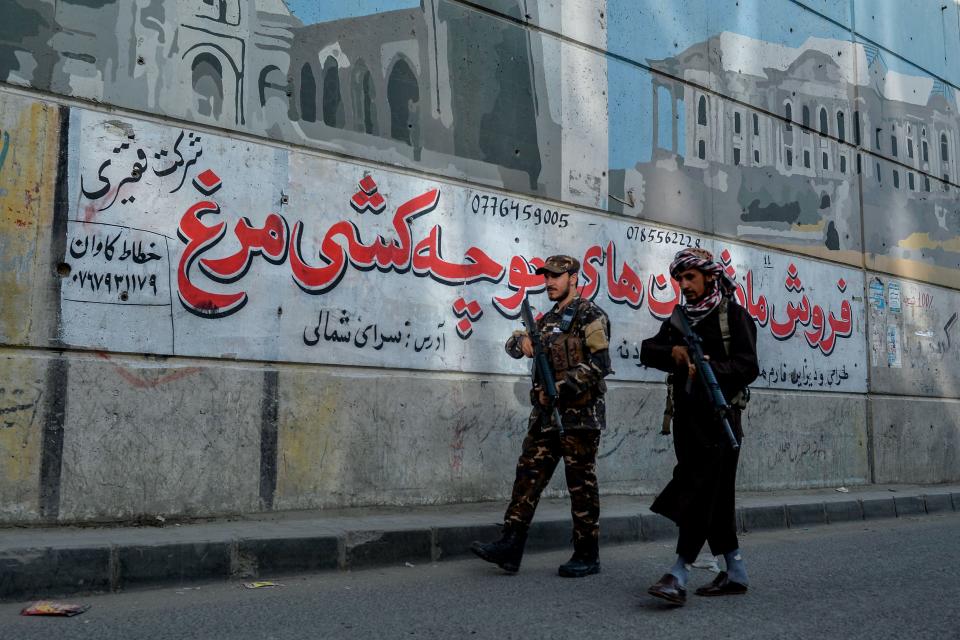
[[548, 284, 572, 300]]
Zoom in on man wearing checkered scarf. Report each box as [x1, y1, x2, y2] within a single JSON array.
[[640, 248, 760, 606]]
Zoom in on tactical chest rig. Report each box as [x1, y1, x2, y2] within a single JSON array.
[[661, 298, 750, 434], [536, 300, 604, 408]]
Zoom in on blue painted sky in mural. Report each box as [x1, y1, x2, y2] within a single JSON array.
[[284, 0, 419, 24]]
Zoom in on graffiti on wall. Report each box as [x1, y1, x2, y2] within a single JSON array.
[[61, 109, 867, 391], [868, 274, 960, 397]]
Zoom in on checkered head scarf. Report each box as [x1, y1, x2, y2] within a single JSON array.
[[669, 248, 735, 322]]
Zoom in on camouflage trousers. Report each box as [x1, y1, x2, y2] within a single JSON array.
[[503, 427, 601, 547]]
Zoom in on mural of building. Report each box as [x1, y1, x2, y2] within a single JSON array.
[[0, 0, 564, 196], [610, 30, 960, 280]]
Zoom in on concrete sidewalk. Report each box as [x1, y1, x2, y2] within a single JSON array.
[[1, 483, 958, 601]]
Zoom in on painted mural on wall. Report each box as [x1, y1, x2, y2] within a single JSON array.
[[606, 0, 960, 286], [0, 0, 588, 205], [61, 108, 867, 391]]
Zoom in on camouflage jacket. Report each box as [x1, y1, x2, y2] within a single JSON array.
[[506, 296, 613, 431]]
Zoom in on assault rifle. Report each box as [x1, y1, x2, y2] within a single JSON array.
[[520, 298, 565, 434], [669, 306, 740, 450]]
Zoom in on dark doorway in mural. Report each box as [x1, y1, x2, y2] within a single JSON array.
[[352, 63, 377, 135], [300, 63, 317, 123], [388, 58, 419, 146], [258, 65, 287, 107], [322, 57, 345, 128], [192, 53, 224, 118]]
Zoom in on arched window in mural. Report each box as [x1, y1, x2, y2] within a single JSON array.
[[300, 63, 317, 123], [819, 108, 828, 135], [197, 0, 239, 25], [734, 112, 741, 134], [352, 63, 378, 135], [752, 113, 759, 136], [322, 57, 345, 128], [923, 140, 929, 163], [784, 102, 792, 131], [853, 111, 861, 145], [836, 111, 845, 142], [258, 65, 287, 107], [802, 105, 810, 128], [698, 139, 706, 159], [388, 58, 419, 144], [942, 133, 950, 163], [697, 96, 707, 126], [192, 53, 224, 118]]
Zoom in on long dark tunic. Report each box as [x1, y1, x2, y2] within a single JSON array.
[[640, 300, 759, 542]]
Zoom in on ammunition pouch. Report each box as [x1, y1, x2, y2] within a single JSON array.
[[549, 334, 585, 374], [549, 334, 595, 406]]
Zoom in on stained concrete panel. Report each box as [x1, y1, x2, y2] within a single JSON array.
[[866, 274, 960, 398], [871, 396, 960, 484], [0, 355, 47, 522], [0, 92, 60, 347], [57, 354, 263, 522], [738, 389, 870, 490], [274, 368, 532, 510], [274, 369, 872, 512]]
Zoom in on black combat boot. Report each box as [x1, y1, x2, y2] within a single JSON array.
[[558, 538, 600, 578], [470, 525, 527, 573]]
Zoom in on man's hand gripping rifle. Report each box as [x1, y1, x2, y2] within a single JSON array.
[[521, 298, 565, 435], [669, 307, 740, 450]]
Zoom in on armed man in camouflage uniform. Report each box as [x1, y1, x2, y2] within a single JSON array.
[[471, 255, 613, 578]]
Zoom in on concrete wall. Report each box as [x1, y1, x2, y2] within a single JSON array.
[[0, 0, 957, 524]]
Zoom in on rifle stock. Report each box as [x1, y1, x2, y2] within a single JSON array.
[[669, 307, 740, 450], [520, 298, 565, 434]]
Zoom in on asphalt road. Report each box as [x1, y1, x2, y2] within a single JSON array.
[[3, 513, 958, 640]]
